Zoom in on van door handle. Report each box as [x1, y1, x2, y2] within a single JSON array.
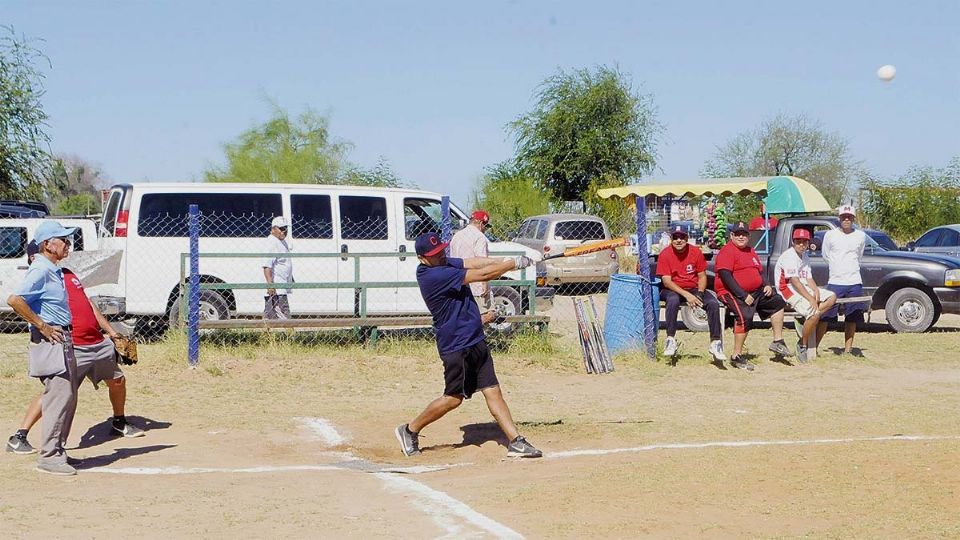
[[17, 266, 28, 270], [340, 244, 348, 261], [399, 245, 407, 261]]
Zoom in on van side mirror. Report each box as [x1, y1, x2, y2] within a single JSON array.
[[906, 241, 916, 251]]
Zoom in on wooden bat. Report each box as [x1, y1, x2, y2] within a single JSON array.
[[542, 237, 628, 261]]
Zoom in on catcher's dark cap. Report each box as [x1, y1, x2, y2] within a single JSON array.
[[730, 221, 750, 233], [670, 224, 689, 237], [415, 232, 448, 257], [26, 239, 39, 258]]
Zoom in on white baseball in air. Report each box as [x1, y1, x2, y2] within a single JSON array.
[[877, 64, 896, 82]]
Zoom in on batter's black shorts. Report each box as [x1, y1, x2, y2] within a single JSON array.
[[719, 291, 787, 334], [440, 340, 499, 399]]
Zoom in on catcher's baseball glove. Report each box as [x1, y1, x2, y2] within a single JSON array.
[[112, 335, 138, 365]]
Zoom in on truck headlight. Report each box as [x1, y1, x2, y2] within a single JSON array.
[[946, 269, 960, 287]]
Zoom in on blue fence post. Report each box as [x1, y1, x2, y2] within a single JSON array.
[[440, 195, 451, 254], [634, 196, 657, 359], [188, 204, 200, 367]]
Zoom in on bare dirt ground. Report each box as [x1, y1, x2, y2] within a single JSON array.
[[1, 314, 958, 539]]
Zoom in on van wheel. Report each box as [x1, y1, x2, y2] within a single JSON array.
[[168, 290, 230, 328], [490, 287, 521, 333], [680, 305, 709, 333], [885, 287, 935, 333]]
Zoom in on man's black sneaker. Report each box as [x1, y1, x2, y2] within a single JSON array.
[[730, 355, 755, 372], [506, 436, 542, 458], [395, 424, 421, 456], [768, 340, 794, 357], [111, 419, 145, 438], [6, 433, 36, 454]]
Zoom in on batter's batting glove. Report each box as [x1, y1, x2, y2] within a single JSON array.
[[512, 255, 534, 270]]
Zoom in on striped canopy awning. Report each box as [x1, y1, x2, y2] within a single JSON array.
[[596, 175, 831, 214]]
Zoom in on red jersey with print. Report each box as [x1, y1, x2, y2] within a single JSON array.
[[63, 269, 105, 346], [656, 244, 706, 290], [714, 243, 764, 297]]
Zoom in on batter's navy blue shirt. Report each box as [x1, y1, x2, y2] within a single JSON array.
[[416, 257, 484, 355]]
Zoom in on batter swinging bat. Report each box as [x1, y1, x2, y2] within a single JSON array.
[[542, 237, 628, 261]]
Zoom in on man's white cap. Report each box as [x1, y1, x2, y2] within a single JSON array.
[[271, 216, 289, 228], [837, 205, 856, 218]]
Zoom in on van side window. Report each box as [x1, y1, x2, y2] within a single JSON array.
[[403, 198, 442, 240], [555, 221, 605, 241], [72, 229, 85, 252], [516, 220, 533, 239], [138, 193, 282, 237], [0, 227, 27, 258], [101, 191, 121, 237], [535, 220, 548, 240], [291, 195, 333, 239], [340, 196, 388, 240]]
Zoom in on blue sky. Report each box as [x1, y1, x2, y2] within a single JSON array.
[[6, 0, 959, 207]]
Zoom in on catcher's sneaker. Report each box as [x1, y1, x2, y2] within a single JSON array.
[[796, 340, 809, 364], [506, 436, 542, 458], [6, 433, 36, 454], [662, 337, 678, 357], [111, 419, 145, 438], [395, 424, 421, 457], [708, 340, 727, 361], [768, 340, 794, 357], [36, 461, 76, 476], [730, 355, 755, 372]]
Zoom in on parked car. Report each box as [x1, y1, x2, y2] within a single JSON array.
[[96, 183, 554, 336], [0, 200, 49, 218], [864, 229, 900, 251], [512, 213, 619, 285], [906, 224, 960, 258]]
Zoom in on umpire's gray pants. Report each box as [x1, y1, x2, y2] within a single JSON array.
[[32, 334, 79, 465]]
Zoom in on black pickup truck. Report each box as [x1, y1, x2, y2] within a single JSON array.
[[655, 216, 960, 333]]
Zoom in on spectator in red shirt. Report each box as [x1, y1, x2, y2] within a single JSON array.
[[6, 242, 144, 457], [656, 224, 726, 363], [714, 221, 792, 371]]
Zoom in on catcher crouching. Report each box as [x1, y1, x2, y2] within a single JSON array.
[[6, 242, 144, 457]]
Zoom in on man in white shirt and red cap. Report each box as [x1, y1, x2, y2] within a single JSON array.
[[818, 205, 868, 356], [450, 210, 496, 323]]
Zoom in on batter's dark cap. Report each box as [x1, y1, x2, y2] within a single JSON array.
[[415, 232, 448, 257]]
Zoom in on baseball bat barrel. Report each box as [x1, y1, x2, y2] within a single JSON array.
[[542, 237, 627, 261]]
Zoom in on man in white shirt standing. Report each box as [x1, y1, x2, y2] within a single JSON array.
[[450, 210, 496, 324], [818, 205, 867, 356], [774, 228, 836, 362], [263, 216, 294, 320]]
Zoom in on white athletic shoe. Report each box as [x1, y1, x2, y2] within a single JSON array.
[[708, 340, 727, 361], [662, 337, 678, 357]]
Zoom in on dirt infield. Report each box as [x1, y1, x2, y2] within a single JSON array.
[[1, 316, 958, 538]]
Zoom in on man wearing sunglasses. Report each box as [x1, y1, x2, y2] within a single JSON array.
[[263, 216, 294, 319], [656, 224, 726, 362], [714, 221, 792, 370]]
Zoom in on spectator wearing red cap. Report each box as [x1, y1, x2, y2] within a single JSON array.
[[714, 221, 792, 370], [773, 228, 837, 362], [450, 210, 495, 323], [655, 224, 726, 362]]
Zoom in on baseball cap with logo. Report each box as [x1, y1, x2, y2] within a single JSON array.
[[792, 228, 812, 240], [415, 232, 448, 257], [838, 205, 856, 218], [730, 221, 750, 234], [471, 210, 490, 225], [670, 224, 689, 237], [34, 220, 78, 244], [271, 216, 289, 228]]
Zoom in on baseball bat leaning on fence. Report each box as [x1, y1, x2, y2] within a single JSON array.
[[588, 297, 613, 372], [574, 298, 602, 374], [542, 238, 628, 261]]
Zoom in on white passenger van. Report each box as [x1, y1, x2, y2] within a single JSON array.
[[0, 218, 100, 318], [97, 183, 551, 332]]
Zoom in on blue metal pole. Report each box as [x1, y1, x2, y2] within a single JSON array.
[[188, 204, 200, 367], [634, 196, 657, 359], [440, 195, 451, 254]]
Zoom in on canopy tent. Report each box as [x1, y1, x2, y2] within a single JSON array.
[[596, 175, 831, 214]]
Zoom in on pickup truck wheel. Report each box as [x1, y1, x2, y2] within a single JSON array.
[[885, 287, 935, 333], [680, 305, 709, 333], [490, 286, 521, 333], [168, 290, 230, 328]]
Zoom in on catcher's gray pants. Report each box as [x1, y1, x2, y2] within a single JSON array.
[[75, 338, 123, 389], [31, 333, 79, 466]]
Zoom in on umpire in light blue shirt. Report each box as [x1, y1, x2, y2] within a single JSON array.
[[6, 220, 81, 476]]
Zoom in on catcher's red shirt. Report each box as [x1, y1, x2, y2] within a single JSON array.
[[656, 245, 706, 290], [63, 269, 105, 346], [713, 243, 764, 298]]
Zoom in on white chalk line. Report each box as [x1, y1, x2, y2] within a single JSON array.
[[295, 416, 347, 446], [546, 434, 960, 459]]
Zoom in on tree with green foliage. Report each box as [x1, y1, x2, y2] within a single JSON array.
[[510, 66, 660, 206], [859, 157, 960, 243], [0, 26, 52, 199], [702, 113, 863, 219], [45, 154, 108, 212], [204, 105, 352, 184], [55, 193, 100, 216], [470, 162, 551, 239], [340, 156, 406, 188]]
